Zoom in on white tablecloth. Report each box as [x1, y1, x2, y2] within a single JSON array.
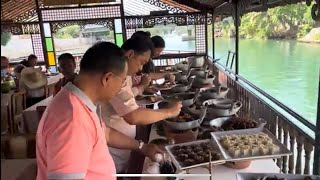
[[142, 124, 280, 180], [47, 74, 63, 85], [23, 96, 53, 133]]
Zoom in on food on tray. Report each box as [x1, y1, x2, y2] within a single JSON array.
[[168, 111, 194, 122], [171, 142, 221, 167], [220, 133, 280, 157]]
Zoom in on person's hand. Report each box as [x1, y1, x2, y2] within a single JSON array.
[[140, 74, 152, 88], [141, 143, 165, 162], [166, 101, 182, 118], [165, 73, 175, 82]]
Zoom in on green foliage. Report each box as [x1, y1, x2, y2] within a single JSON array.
[[55, 25, 81, 39], [220, 3, 316, 40], [1, 32, 12, 46]]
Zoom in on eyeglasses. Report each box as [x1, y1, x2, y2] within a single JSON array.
[[114, 75, 127, 88]]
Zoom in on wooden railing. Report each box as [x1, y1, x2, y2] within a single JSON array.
[[210, 61, 317, 175], [151, 54, 317, 175]]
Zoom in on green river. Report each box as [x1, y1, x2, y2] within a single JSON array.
[[164, 36, 320, 125]]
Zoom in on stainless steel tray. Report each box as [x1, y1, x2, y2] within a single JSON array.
[[211, 128, 292, 162], [165, 139, 226, 170], [236, 172, 320, 180]]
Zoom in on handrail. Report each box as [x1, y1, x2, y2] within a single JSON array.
[[208, 56, 316, 137]]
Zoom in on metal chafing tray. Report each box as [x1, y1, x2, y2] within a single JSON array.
[[211, 128, 292, 162], [165, 139, 226, 170], [236, 172, 320, 180]]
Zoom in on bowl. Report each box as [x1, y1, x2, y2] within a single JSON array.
[[201, 86, 229, 99], [203, 99, 242, 117], [174, 63, 189, 72], [164, 124, 199, 144], [188, 56, 205, 68], [194, 75, 216, 85]]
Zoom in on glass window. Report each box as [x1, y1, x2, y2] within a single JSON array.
[[53, 24, 115, 56], [137, 25, 196, 54], [237, 3, 320, 124], [213, 16, 236, 71], [1, 33, 34, 62]]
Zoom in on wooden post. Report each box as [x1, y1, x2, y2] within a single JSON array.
[[234, 0, 239, 79], [35, 0, 49, 68], [212, 10, 215, 59], [313, 77, 320, 175]]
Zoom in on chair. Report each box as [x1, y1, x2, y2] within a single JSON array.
[[36, 106, 47, 120], [1, 134, 36, 159], [11, 91, 26, 133]]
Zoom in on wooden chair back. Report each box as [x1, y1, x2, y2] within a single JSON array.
[[36, 106, 47, 120], [11, 91, 26, 133], [1, 106, 9, 134]]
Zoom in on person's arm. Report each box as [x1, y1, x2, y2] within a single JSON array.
[[109, 89, 181, 126], [105, 125, 164, 162], [46, 118, 93, 180], [123, 101, 182, 125]]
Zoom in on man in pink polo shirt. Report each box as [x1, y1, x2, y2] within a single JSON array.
[[36, 42, 163, 180]]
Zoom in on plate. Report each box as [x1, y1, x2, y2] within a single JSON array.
[[165, 139, 226, 170], [136, 95, 164, 106], [211, 128, 292, 162], [236, 172, 320, 180]]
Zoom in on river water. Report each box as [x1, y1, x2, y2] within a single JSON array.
[[164, 36, 320, 125]]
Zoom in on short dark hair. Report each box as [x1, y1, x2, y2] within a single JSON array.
[[58, 53, 75, 64], [151, 36, 165, 48], [121, 36, 153, 55], [80, 42, 126, 75], [14, 64, 25, 74], [1, 56, 8, 61], [131, 31, 151, 39], [27, 54, 37, 61], [20, 59, 29, 67]]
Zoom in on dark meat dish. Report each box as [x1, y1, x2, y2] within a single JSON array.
[[222, 116, 258, 130], [168, 111, 194, 122], [171, 143, 221, 167]]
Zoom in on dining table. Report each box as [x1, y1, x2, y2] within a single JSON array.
[[22, 96, 53, 133]]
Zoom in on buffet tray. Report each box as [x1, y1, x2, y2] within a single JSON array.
[[236, 172, 320, 180], [165, 139, 226, 170], [211, 128, 292, 162]]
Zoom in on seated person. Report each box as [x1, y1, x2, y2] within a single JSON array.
[[19, 67, 47, 107], [1, 56, 11, 76], [53, 53, 77, 95], [27, 54, 38, 68], [13, 64, 26, 87]]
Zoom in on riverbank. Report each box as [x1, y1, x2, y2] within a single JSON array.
[[298, 28, 320, 43]]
